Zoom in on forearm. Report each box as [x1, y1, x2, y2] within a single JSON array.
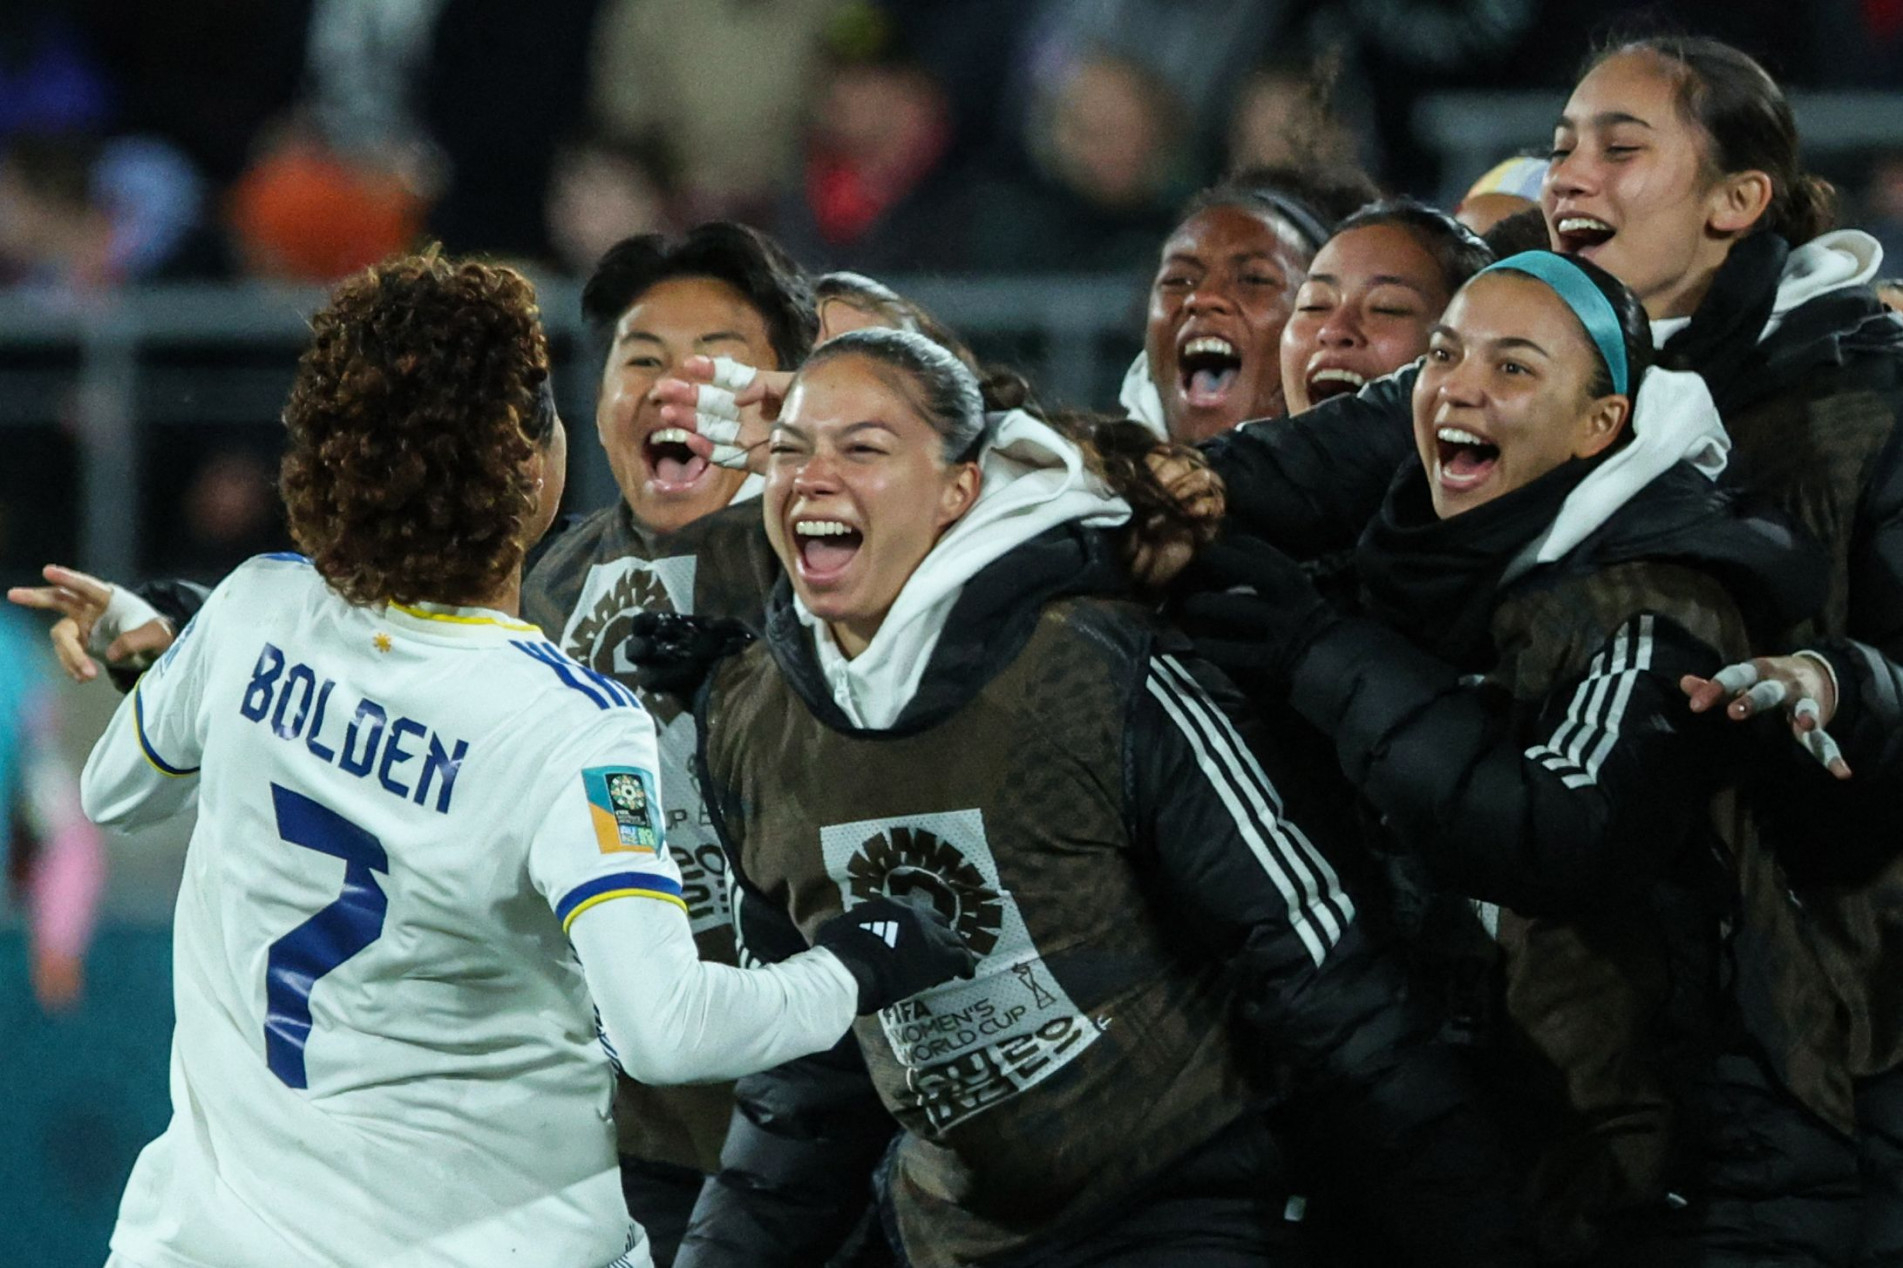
[[79, 687, 198, 828], [569, 897, 858, 1085]]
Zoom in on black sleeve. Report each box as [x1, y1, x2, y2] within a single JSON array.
[[1202, 364, 1417, 560], [1284, 611, 1729, 916], [1130, 647, 1529, 1268], [677, 718, 896, 1268], [675, 879, 896, 1268], [107, 579, 213, 693]]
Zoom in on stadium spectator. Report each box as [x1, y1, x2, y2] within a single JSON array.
[[1226, 53, 1366, 178], [588, 0, 846, 224], [227, 127, 422, 282], [1454, 154, 1549, 236], [679, 326, 1527, 1267], [545, 133, 680, 279], [773, 51, 968, 274], [1280, 200, 1491, 416], [963, 50, 1185, 273]]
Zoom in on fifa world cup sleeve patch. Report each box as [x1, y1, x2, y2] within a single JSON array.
[[582, 766, 662, 855]]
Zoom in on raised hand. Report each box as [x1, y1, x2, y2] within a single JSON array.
[[652, 355, 793, 473], [1681, 653, 1850, 779], [7, 565, 174, 683]]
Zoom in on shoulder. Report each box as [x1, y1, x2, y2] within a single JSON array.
[[1492, 560, 1741, 696]]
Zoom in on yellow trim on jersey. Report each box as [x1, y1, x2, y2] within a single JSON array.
[[133, 686, 198, 778], [560, 887, 690, 933], [389, 602, 540, 633]]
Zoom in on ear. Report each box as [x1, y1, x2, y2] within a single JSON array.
[[1707, 169, 1774, 236], [1572, 393, 1631, 460], [935, 461, 983, 531]]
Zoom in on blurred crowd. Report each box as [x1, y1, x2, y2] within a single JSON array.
[[3, 0, 1903, 294]]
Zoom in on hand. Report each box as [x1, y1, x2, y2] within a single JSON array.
[[621, 611, 755, 700], [1172, 535, 1333, 687], [1127, 443, 1227, 588], [7, 565, 174, 683], [813, 893, 978, 1014], [652, 355, 792, 473], [1681, 653, 1850, 780]]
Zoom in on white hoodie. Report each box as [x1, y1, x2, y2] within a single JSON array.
[[796, 410, 1132, 729]]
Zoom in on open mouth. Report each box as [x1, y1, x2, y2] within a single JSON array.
[[1179, 335, 1242, 408], [1306, 365, 1367, 405], [645, 427, 711, 490], [793, 518, 863, 582], [1554, 215, 1615, 254], [1435, 425, 1500, 491]]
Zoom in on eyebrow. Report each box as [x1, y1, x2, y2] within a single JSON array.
[[1308, 273, 1431, 295], [616, 329, 754, 347], [771, 419, 898, 440], [1490, 335, 1553, 359], [1556, 110, 1654, 131]]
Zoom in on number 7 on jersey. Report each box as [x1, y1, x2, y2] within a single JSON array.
[[264, 783, 390, 1089]]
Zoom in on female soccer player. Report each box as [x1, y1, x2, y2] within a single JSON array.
[[679, 328, 1523, 1267], [76, 251, 970, 1268]]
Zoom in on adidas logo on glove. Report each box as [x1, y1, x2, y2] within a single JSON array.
[[861, 919, 900, 947]]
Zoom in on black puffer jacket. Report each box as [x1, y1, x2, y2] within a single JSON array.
[[681, 525, 1527, 1268], [1206, 233, 1903, 1079], [1241, 453, 1826, 1260]]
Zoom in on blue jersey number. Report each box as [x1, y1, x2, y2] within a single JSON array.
[[263, 783, 390, 1089]]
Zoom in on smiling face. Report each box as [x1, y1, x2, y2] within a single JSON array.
[[764, 355, 981, 657], [1544, 52, 1746, 320], [1281, 224, 1452, 415], [1145, 204, 1309, 441], [1411, 272, 1630, 519], [596, 275, 778, 532]]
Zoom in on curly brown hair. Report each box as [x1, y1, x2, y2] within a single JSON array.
[[280, 250, 551, 607]]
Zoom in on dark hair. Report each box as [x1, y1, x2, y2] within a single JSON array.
[[580, 221, 818, 370], [1181, 163, 1382, 256], [799, 328, 987, 462], [1332, 198, 1494, 296], [1481, 205, 1553, 258], [1481, 250, 1654, 401], [1589, 36, 1836, 245], [280, 249, 551, 607]]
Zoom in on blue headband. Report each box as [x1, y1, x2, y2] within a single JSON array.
[[1475, 252, 1629, 396]]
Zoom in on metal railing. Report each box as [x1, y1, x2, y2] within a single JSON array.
[[0, 274, 1148, 583]]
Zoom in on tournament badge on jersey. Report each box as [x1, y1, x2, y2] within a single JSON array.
[[583, 766, 662, 855]]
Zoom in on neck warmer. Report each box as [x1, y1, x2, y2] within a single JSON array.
[[795, 410, 1131, 729], [1502, 366, 1729, 584], [1357, 457, 1599, 667], [1657, 229, 1886, 412]]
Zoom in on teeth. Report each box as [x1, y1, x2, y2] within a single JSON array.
[[1557, 217, 1613, 234], [794, 520, 856, 537], [1182, 336, 1238, 359], [1310, 368, 1366, 387], [1437, 426, 1488, 446], [649, 428, 693, 445]]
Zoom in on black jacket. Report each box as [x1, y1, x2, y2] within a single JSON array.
[[681, 525, 1525, 1268]]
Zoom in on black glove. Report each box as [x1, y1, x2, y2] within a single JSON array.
[[1172, 535, 1337, 689], [621, 611, 755, 700], [813, 893, 978, 1014]]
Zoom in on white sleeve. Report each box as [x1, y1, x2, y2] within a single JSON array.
[[527, 715, 858, 1085], [80, 599, 215, 829]]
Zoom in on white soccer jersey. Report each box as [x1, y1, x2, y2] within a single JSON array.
[[81, 554, 722, 1268]]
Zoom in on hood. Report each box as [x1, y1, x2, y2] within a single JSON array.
[[779, 410, 1130, 731], [763, 523, 1130, 734], [1658, 230, 1902, 414], [1502, 365, 1730, 584], [1117, 351, 1171, 438]]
